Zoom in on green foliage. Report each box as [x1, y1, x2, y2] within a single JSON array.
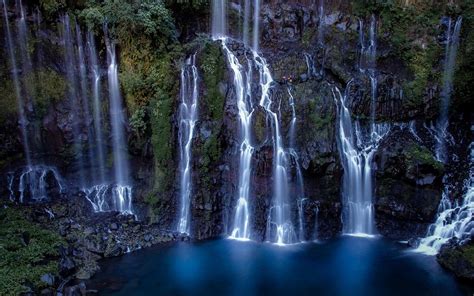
[[200, 41, 225, 121], [352, 1, 447, 105], [0, 80, 18, 124], [25, 69, 67, 117], [39, 0, 66, 18], [129, 107, 147, 136], [406, 144, 444, 172], [0, 207, 65, 295], [80, 0, 176, 44]]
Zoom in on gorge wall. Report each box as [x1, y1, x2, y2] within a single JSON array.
[[1, 0, 473, 246]]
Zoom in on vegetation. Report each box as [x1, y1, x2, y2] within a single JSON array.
[[406, 143, 444, 173], [0, 206, 64, 295]]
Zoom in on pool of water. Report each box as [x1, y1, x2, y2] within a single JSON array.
[[89, 237, 473, 295]]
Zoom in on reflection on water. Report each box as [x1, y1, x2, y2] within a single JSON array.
[[89, 237, 472, 296]]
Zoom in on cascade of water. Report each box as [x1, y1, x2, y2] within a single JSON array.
[[105, 31, 133, 214], [75, 23, 96, 185], [211, 0, 227, 38], [2, 0, 32, 165], [317, 0, 324, 47], [435, 16, 462, 163], [334, 83, 390, 236], [242, 0, 250, 46], [416, 140, 473, 255], [61, 14, 87, 187], [218, 39, 254, 240], [83, 184, 110, 212], [16, 166, 65, 203], [255, 53, 296, 245], [177, 55, 199, 234], [303, 53, 317, 78], [297, 198, 307, 241], [87, 30, 107, 183], [7, 172, 15, 201], [252, 0, 260, 51], [313, 205, 319, 241], [288, 87, 306, 241]]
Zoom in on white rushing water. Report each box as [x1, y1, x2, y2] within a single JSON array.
[[2, 0, 32, 166], [177, 55, 199, 234], [87, 30, 107, 183], [416, 140, 474, 255], [435, 16, 462, 163], [334, 83, 390, 237], [219, 39, 254, 240], [61, 14, 87, 187], [255, 53, 297, 245], [211, 0, 227, 38], [10, 166, 65, 203], [105, 33, 133, 214], [288, 88, 306, 241]]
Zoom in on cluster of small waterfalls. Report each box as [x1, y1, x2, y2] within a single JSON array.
[[2, 0, 132, 213], [2, 0, 472, 254]]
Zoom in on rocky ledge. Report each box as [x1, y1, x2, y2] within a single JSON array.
[[437, 239, 474, 284], [0, 197, 189, 295]]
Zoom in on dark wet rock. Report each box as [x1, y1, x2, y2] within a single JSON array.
[[437, 239, 474, 283], [40, 273, 55, 286], [374, 128, 444, 239]]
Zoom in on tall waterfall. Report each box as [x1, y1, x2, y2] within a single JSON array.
[[105, 34, 133, 214], [288, 87, 306, 241], [2, 0, 31, 166], [333, 16, 391, 236], [61, 14, 87, 187], [252, 0, 260, 51], [211, 0, 227, 38], [255, 53, 296, 244], [87, 31, 107, 183], [416, 140, 474, 255], [334, 82, 390, 236], [435, 16, 462, 163], [177, 55, 199, 234], [219, 39, 254, 240]]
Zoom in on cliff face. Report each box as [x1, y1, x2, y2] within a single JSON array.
[[0, 0, 472, 244]]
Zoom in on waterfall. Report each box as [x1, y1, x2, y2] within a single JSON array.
[[435, 16, 462, 163], [416, 140, 474, 255], [288, 87, 306, 241], [105, 32, 133, 214], [334, 83, 390, 236], [87, 30, 107, 183], [218, 39, 254, 240], [317, 0, 325, 47], [252, 0, 260, 51], [255, 53, 296, 245], [2, 0, 31, 166], [177, 55, 199, 234], [211, 0, 227, 38], [75, 24, 96, 184], [332, 16, 388, 236], [242, 0, 251, 46], [61, 14, 87, 187]]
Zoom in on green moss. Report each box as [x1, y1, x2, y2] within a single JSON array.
[[406, 144, 444, 172], [0, 80, 18, 124], [301, 28, 315, 47], [200, 41, 226, 121], [25, 69, 67, 117], [0, 207, 65, 295]]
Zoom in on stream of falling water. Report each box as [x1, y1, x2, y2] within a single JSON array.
[[105, 31, 133, 214], [435, 16, 462, 163], [177, 55, 199, 234], [1, 0, 31, 166], [415, 139, 473, 255]]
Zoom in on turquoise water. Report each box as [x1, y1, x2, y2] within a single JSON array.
[[89, 237, 473, 295]]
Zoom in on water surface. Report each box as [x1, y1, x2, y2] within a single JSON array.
[[89, 237, 472, 296]]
